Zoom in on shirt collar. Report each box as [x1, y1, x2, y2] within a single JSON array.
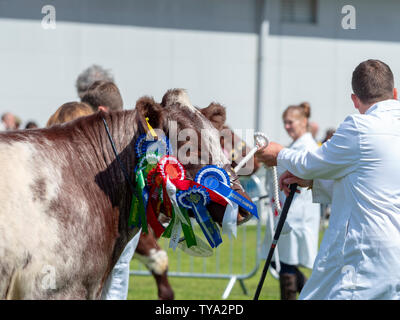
[[365, 99, 400, 115]]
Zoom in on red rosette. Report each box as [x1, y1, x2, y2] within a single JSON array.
[[156, 155, 186, 181], [147, 168, 163, 188]]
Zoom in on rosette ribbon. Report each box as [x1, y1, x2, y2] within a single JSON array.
[[156, 156, 228, 208], [177, 186, 222, 248], [128, 152, 165, 237], [195, 165, 258, 238], [135, 134, 170, 159], [155, 156, 197, 249]]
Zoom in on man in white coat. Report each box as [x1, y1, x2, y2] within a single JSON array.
[[256, 59, 400, 299]]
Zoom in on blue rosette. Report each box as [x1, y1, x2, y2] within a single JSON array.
[[177, 186, 222, 248], [135, 134, 148, 159], [195, 165, 258, 218], [195, 164, 230, 188], [141, 135, 171, 157]]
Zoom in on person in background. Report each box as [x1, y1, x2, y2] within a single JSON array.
[[14, 116, 21, 130], [25, 121, 39, 129], [322, 128, 336, 144], [81, 80, 123, 112], [76, 64, 115, 100], [47, 102, 93, 127], [1, 112, 17, 131], [266, 102, 321, 300], [308, 119, 320, 142]]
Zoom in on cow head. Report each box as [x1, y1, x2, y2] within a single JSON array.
[[199, 103, 260, 176], [135, 89, 254, 226]]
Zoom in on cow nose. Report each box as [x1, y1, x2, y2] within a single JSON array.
[[237, 208, 252, 225]]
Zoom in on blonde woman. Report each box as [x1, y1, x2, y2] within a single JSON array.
[[269, 103, 320, 300], [46, 102, 93, 127]]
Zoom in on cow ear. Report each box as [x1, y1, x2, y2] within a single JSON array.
[[135, 96, 165, 134], [200, 103, 226, 131]]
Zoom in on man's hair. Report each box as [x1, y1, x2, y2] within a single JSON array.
[[76, 64, 115, 99], [352, 59, 394, 104], [47, 102, 93, 127], [81, 81, 124, 112], [25, 121, 38, 129]]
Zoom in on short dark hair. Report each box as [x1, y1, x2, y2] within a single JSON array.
[[81, 81, 123, 112], [25, 121, 38, 129], [352, 59, 394, 104]]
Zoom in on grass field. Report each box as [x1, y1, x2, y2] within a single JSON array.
[[127, 224, 323, 300]]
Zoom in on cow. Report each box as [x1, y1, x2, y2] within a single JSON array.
[[0, 88, 253, 299]]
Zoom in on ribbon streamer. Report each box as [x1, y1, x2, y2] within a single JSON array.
[[222, 200, 239, 239], [195, 165, 258, 219], [155, 156, 197, 248], [177, 186, 222, 248]]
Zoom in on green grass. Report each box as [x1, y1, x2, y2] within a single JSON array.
[[127, 224, 324, 300]]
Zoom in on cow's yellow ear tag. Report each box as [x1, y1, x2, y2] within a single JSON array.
[[145, 117, 158, 139]]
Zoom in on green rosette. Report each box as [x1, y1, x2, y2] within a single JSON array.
[[162, 207, 197, 248], [128, 152, 161, 231]]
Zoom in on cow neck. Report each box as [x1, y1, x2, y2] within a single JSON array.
[[102, 115, 136, 195], [94, 110, 147, 277]]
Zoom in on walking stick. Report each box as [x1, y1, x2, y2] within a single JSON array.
[[253, 183, 298, 300]]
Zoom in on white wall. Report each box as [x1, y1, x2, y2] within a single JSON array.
[[1, 0, 400, 148], [262, 0, 400, 144], [0, 0, 258, 129]]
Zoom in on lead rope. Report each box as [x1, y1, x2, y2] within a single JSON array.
[[102, 117, 137, 195], [271, 166, 282, 214]]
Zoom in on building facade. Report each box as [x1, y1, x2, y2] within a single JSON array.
[[1, 0, 399, 145]]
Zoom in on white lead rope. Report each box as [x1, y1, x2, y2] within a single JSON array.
[[234, 132, 269, 174], [271, 166, 282, 214]]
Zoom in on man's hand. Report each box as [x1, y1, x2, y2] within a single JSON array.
[[255, 142, 284, 167], [279, 170, 313, 197]]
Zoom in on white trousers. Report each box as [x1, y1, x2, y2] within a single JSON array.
[[101, 230, 141, 300]]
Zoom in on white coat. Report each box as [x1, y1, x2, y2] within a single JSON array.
[[275, 132, 321, 269], [277, 99, 400, 299]]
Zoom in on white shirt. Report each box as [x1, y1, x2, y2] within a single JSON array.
[[278, 99, 400, 299]]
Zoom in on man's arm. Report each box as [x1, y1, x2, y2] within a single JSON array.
[[277, 115, 360, 181], [279, 171, 334, 204]]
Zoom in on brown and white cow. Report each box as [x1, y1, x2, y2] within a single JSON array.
[[0, 89, 253, 299]]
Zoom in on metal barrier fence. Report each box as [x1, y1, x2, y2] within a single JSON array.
[[130, 174, 273, 299]]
